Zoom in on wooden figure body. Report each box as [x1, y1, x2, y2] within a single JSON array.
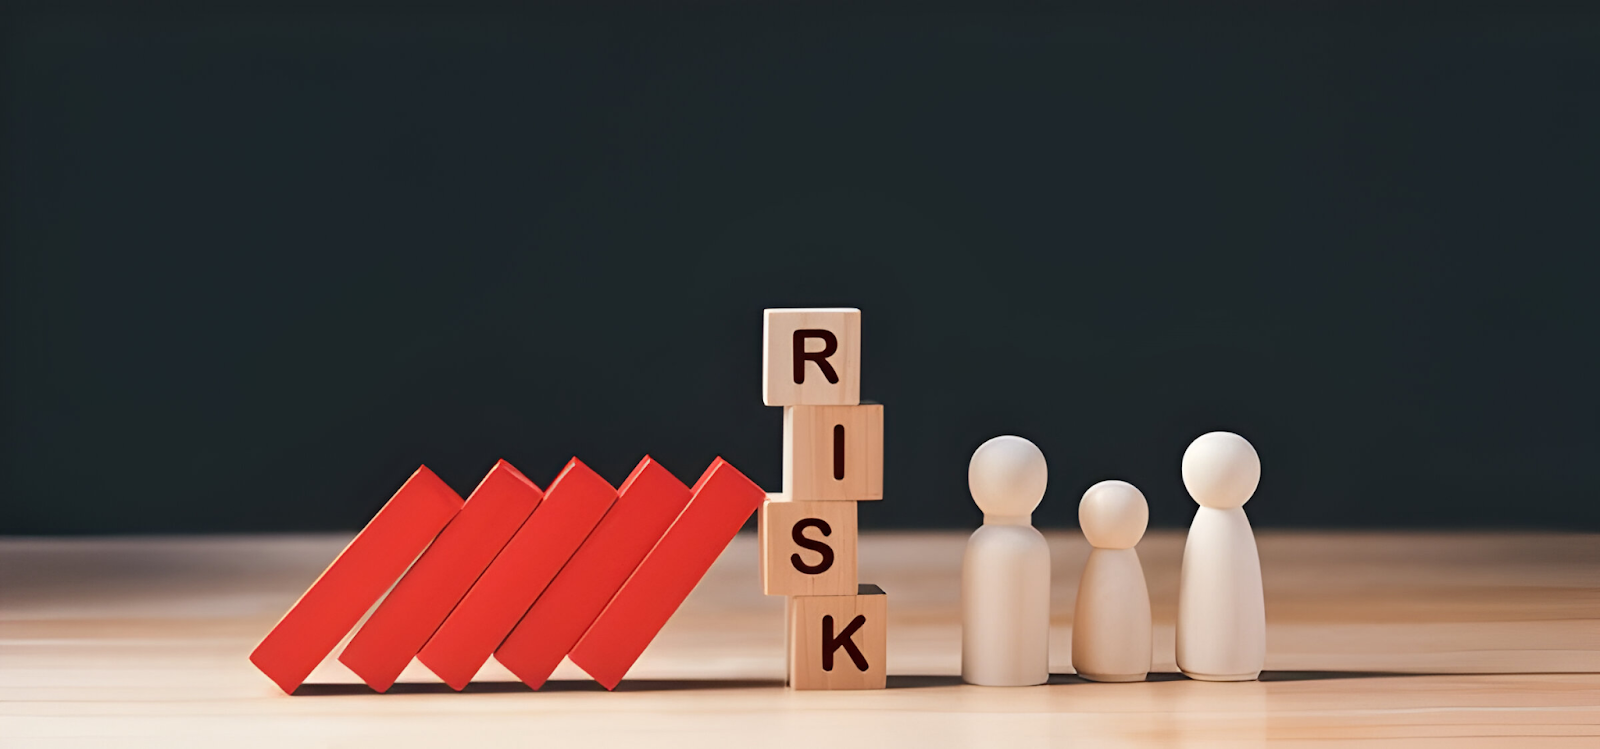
[[961, 435, 1051, 687], [1176, 431, 1266, 682], [1071, 480, 1152, 683]]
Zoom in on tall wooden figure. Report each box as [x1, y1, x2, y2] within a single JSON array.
[[1176, 431, 1266, 682], [962, 435, 1050, 687], [759, 308, 888, 690], [1071, 480, 1152, 682]]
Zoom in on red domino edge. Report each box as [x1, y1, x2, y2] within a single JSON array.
[[248, 466, 462, 694], [338, 460, 544, 692], [567, 457, 765, 690], [416, 457, 616, 690], [496, 455, 693, 690]]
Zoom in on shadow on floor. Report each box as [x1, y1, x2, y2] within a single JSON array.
[[296, 670, 1582, 695], [1258, 670, 1440, 682], [294, 678, 786, 696], [884, 671, 1454, 689], [883, 674, 1110, 689]]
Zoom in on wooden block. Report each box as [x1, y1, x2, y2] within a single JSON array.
[[759, 497, 858, 596], [495, 456, 693, 690], [416, 458, 615, 691], [783, 403, 884, 501], [338, 460, 542, 692], [789, 584, 888, 690], [248, 466, 461, 694], [763, 308, 861, 406], [568, 457, 766, 690]]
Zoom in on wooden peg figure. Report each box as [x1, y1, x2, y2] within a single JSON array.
[[1070, 480, 1152, 682], [961, 435, 1050, 687], [1176, 431, 1266, 682]]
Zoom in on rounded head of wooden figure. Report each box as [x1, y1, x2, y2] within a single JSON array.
[[968, 435, 1048, 522], [1181, 431, 1261, 510], [1078, 480, 1149, 549]]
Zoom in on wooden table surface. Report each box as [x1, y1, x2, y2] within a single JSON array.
[[2, 531, 1597, 747]]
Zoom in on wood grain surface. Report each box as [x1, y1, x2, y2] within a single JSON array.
[[2, 531, 1597, 747]]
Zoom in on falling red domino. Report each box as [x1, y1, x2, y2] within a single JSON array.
[[248, 466, 462, 694], [416, 458, 616, 690], [338, 460, 543, 692], [568, 457, 766, 690], [495, 456, 693, 689]]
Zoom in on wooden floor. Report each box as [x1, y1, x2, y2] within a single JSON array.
[[2, 531, 1597, 747]]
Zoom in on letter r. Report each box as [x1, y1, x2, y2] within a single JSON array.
[[793, 329, 840, 385]]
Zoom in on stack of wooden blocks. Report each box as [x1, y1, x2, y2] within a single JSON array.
[[759, 308, 887, 690]]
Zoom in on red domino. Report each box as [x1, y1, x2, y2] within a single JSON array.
[[338, 460, 543, 692], [568, 457, 765, 690], [495, 456, 693, 689], [416, 458, 616, 690], [249, 466, 461, 694]]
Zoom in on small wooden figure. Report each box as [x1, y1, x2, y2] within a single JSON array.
[[783, 404, 884, 502], [759, 496, 858, 596], [1070, 480, 1152, 683], [789, 584, 888, 690], [1176, 431, 1266, 682], [961, 435, 1051, 687], [763, 308, 861, 407]]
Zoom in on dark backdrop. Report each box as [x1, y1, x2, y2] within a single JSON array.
[[4, 2, 1598, 534]]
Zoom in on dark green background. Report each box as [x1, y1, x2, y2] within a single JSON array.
[[4, 2, 1598, 533]]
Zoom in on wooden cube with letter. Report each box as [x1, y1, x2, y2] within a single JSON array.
[[763, 307, 886, 690], [760, 497, 858, 596], [763, 308, 861, 407], [784, 404, 883, 502], [788, 584, 888, 690]]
